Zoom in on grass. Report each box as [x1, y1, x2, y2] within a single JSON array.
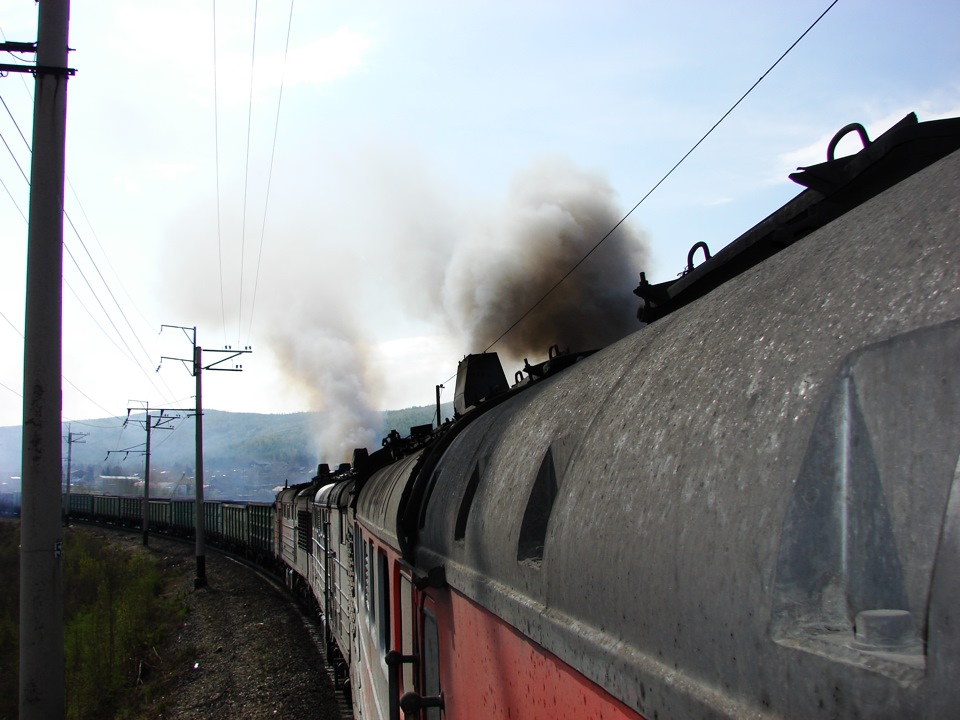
[[0, 521, 186, 720]]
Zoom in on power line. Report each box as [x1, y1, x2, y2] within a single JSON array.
[[0, 126, 30, 184], [63, 375, 121, 421], [246, 0, 295, 341], [62, 213, 179, 401], [211, 0, 227, 346], [0, 91, 174, 406], [60, 418, 124, 429], [3, 282, 135, 416], [237, 0, 260, 346], [0, 307, 22, 337], [64, 278, 138, 364], [60, 240, 173, 404], [481, 0, 841, 356], [65, 177, 155, 331], [0, 172, 26, 221], [0, 378, 21, 399], [1, 95, 31, 149]]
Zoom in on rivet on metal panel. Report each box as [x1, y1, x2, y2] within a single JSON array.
[[854, 609, 921, 652]]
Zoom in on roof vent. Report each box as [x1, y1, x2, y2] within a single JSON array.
[[454, 353, 508, 416], [517, 439, 572, 567]]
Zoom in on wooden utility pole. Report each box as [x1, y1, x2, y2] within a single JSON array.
[[18, 1, 72, 717]]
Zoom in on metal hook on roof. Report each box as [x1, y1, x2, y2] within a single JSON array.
[[827, 123, 871, 162], [684, 241, 712, 275]]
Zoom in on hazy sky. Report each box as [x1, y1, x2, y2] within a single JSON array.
[[0, 1, 958, 441]]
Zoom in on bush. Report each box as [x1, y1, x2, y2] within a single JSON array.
[[0, 524, 182, 720]]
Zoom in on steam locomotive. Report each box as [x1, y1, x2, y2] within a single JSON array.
[[61, 112, 960, 719]]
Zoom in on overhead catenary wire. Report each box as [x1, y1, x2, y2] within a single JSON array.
[[2, 223, 177, 418], [1, 95, 31, 149], [0, 378, 20, 399], [62, 212, 180, 405], [245, 0, 295, 342], [433, 0, 843, 397], [0, 125, 29, 184], [2, 284, 134, 416], [66, 177, 155, 331], [0, 173, 25, 221], [479, 0, 841, 358], [61, 418, 124, 429], [237, 0, 260, 347], [211, 0, 228, 347], [0, 86, 183, 415], [60, 240, 173, 403], [64, 279, 139, 365], [63, 375, 123, 421]]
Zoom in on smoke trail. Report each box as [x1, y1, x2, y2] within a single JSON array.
[[159, 153, 648, 462], [441, 157, 648, 361], [265, 308, 382, 464]]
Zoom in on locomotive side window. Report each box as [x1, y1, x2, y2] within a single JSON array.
[[357, 536, 367, 610], [377, 552, 390, 649], [368, 542, 376, 625]]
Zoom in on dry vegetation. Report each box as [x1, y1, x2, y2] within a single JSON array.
[[0, 522, 344, 720]]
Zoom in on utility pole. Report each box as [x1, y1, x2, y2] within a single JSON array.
[[63, 425, 88, 522], [124, 403, 181, 546], [160, 325, 251, 588], [145, 412, 152, 543], [15, 0, 74, 717], [435, 384, 444, 429]]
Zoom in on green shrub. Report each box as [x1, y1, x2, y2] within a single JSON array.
[[0, 524, 183, 720]]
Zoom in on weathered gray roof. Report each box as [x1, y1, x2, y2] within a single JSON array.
[[413, 147, 960, 718]]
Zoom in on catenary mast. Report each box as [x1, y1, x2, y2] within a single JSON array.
[[19, 0, 72, 718]]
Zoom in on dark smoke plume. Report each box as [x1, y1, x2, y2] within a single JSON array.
[[442, 157, 648, 361]]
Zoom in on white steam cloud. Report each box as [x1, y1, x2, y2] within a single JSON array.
[[265, 300, 382, 464]]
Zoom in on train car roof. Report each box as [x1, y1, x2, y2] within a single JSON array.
[[356, 450, 424, 549], [276, 482, 311, 504], [412, 146, 960, 718], [314, 478, 355, 509]]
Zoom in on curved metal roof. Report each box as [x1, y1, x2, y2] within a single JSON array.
[[315, 478, 355, 510], [414, 148, 960, 719], [357, 450, 424, 549]]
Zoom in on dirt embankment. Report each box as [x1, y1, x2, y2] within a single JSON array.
[[86, 527, 346, 720]]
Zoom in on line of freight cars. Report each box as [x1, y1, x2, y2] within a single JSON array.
[[64, 493, 276, 563]]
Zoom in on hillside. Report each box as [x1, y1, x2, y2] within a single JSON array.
[[0, 403, 452, 502]]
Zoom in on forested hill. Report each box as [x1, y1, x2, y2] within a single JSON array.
[[0, 404, 452, 501]]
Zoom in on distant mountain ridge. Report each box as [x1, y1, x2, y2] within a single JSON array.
[[0, 404, 452, 499]]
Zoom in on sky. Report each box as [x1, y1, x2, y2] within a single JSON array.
[[0, 0, 958, 459]]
